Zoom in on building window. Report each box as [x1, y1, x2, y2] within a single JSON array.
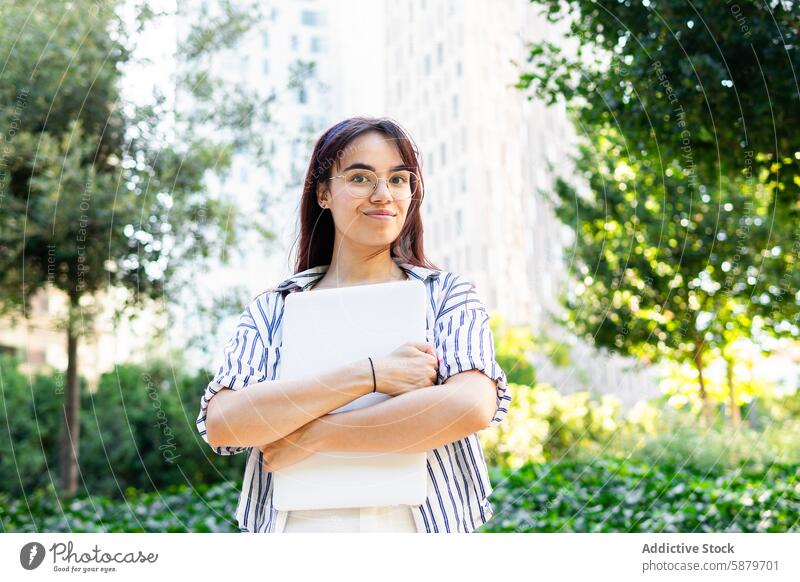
[[456, 60, 462, 77], [437, 42, 443, 65], [310, 36, 324, 52], [452, 94, 458, 115], [440, 142, 446, 165], [301, 10, 319, 26], [291, 35, 299, 50], [262, 30, 269, 48], [262, 59, 269, 74], [456, 208, 462, 231], [298, 87, 307, 104]]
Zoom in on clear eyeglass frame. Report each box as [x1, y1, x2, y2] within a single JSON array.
[[327, 168, 422, 200]]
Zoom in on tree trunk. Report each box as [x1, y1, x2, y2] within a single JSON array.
[[724, 355, 741, 430], [59, 315, 80, 498], [692, 342, 713, 428]]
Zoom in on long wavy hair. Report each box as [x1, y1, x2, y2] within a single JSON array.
[[290, 116, 440, 274]]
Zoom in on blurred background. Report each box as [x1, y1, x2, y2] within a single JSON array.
[[0, 0, 797, 533]]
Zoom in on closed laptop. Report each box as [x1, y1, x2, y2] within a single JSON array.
[[272, 279, 429, 511]]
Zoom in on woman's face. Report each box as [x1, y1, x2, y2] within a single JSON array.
[[318, 131, 413, 251]]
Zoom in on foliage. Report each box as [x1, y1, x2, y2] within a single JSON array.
[[0, 0, 277, 496], [482, 457, 800, 532], [517, 0, 800, 423], [604, 405, 800, 470], [0, 356, 64, 497], [4, 459, 797, 533], [520, 0, 800, 233], [0, 355, 244, 498], [480, 381, 800, 472], [489, 313, 537, 386], [0, 0, 248, 318], [658, 342, 777, 413], [0, 481, 240, 533], [481, 383, 623, 469]]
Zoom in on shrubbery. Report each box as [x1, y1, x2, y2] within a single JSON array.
[[0, 355, 243, 499], [0, 481, 239, 533], [481, 382, 800, 471], [2, 354, 798, 533], [483, 458, 800, 533], [3, 459, 797, 533]]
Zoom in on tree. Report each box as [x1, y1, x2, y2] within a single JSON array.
[[549, 130, 778, 425], [519, 0, 799, 229], [0, 0, 272, 496], [517, 0, 799, 425]]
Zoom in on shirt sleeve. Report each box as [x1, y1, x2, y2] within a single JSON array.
[[196, 303, 271, 455], [434, 274, 511, 427]]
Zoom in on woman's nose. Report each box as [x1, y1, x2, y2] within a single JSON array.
[[371, 179, 394, 199]]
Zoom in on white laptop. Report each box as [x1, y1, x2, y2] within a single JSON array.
[[271, 278, 429, 512]]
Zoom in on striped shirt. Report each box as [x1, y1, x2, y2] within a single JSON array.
[[196, 259, 511, 533]]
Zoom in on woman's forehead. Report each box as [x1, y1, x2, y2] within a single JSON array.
[[338, 132, 404, 167]]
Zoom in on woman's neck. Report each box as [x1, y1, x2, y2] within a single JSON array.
[[316, 248, 407, 289]]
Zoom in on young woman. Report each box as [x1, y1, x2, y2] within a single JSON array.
[[196, 117, 511, 533]]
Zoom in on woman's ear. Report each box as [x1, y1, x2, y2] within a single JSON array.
[[316, 182, 329, 208]]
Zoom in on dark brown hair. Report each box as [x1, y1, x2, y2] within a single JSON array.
[[289, 116, 440, 274]]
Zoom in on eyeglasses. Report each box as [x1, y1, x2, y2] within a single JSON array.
[[327, 168, 421, 200]]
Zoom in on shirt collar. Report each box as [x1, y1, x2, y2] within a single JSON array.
[[274, 259, 441, 294]]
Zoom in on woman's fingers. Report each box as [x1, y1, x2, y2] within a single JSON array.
[[409, 341, 437, 359]]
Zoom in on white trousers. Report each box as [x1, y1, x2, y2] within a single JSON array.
[[283, 506, 418, 533]]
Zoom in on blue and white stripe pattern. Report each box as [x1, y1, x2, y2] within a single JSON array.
[[196, 259, 511, 533]]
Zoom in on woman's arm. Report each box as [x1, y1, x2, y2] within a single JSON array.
[[301, 370, 498, 454], [206, 359, 374, 449]]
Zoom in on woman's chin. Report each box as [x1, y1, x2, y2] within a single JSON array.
[[348, 232, 399, 247]]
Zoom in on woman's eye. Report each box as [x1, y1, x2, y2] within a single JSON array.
[[390, 175, 407, 184]]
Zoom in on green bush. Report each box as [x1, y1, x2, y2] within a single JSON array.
[[602, 407, 800, 471], [0, 480, 240, 532], [0, 355, 64, 497], [481, 381, 800, 472], [0, 355, 246, 499], [78, 360, 242, 497], [481, 458, 800, 533], [481, 382, 623, 469], [6, 458, 796, 533]]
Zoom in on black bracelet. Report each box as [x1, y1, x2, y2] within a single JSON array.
[[367, 356, 376, 393]]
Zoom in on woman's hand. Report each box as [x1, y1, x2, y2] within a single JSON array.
[[372, 341, 439, 397], [259, 421, 317, 472]]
